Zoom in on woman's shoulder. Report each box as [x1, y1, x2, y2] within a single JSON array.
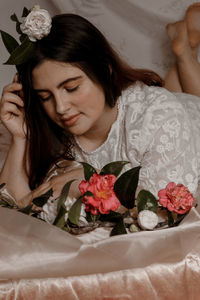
[[121, 81, 179, 107], [119, 81, 184, 121]]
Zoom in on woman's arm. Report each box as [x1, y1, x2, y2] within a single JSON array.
[[0, 137, 31, 204], [0, 75, 31, 204]]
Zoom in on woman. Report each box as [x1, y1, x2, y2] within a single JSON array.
[[0, 6, 200, 207]]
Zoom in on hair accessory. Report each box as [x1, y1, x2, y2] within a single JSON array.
[[0, 5, 52, 66]]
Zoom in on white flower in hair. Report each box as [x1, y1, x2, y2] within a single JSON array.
[[20, 5, 52, 42]]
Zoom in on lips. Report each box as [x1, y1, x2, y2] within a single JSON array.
[[61, 113, 81, 127]]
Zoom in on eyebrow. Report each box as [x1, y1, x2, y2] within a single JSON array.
[[34, 76, 82, 92]]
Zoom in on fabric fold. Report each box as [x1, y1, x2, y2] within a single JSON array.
[[0, 207, 200, 280]]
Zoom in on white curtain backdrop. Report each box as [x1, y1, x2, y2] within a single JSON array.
[[49, 0, 197, 77], [0, 0, 198, 94]]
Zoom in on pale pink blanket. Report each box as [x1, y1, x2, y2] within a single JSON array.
[[0, 206, 200, 299]]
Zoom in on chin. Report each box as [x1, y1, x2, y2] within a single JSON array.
[[68, 127, 86, 136]]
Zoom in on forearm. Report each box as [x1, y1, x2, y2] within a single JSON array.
[[0, 137, 31, 201], [177, 55, 200, 96]]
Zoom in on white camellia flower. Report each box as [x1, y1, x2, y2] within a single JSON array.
[[138, 210, 158, 230], [20, 5, 52, 42]]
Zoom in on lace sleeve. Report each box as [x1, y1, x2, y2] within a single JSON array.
[[137, 90, 199, 198]]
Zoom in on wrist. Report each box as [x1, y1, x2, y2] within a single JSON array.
[[11, 136, 27, 152], [12, 135, 27, 144]]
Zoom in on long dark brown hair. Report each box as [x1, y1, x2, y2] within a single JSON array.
[[18, 13, 164, 189]]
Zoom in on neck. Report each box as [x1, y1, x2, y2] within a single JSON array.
[[76, 102, 118, 152]]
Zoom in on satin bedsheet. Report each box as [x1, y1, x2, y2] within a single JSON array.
[[0, 207, 200, 299]]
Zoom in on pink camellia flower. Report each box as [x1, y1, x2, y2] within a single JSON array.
[[158, 182, 194, 214], [79, 173, 120, 215]]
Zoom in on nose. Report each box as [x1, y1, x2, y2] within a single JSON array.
[[55, 92, 71, 115]]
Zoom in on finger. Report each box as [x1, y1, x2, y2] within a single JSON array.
[[2, 82, 23, 94], [13, 73, 18, 83], [32, 182, 53, 199], [2, 92, 24, 107], [0, 102, 24, 119]]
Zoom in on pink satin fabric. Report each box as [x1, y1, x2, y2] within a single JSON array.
[[1, 255, 200, 300], [0, 207, 200, 299]]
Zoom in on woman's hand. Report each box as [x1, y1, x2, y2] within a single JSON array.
[[0, 74, 27, 139], [30, 167, 85, 203]]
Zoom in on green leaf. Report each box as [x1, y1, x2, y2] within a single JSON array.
[[10, 12, 22, 34], [62, 225, 70, 232], [79, 162, 97, 180], [0, 183, 6, 190], [174, 212, 188, 226], [10, 13, 19, 23], [4, 36, 34, 65], [53, 180, 75, 228], [84, 191, 94, 197], [137, 190, 158, 213], [86, 211, 99, 222], [57, 180, 75, 213], [0, 199, 8, 207], [16, 22, 22, 35], [0, 198, 13, 207], [167, 211, 174, 227], [100, 161, 129, 177], [32, 188, 53, 207], [0, 195, 16, 207], [22, 7, 30, 17], [0, 30, 19, 54], [53, 206, 66, 228], [19, 34, 27, 43], [68, 197, 83, 225], [18, 205, 33, 215], [114, 166, 141, 209], [110, 218, 127, 236], [99, 210, 122, 222]]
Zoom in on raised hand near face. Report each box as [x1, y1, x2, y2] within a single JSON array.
[[0, 74, 27, 140]]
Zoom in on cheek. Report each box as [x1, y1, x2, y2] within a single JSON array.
[[82, 85, 105, 109]]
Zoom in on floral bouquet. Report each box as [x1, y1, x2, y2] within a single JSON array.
[[0, 161, 195, 236]]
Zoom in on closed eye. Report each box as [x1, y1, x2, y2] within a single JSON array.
[[38, 94, 52, 102], [64, 86, 79, 93]]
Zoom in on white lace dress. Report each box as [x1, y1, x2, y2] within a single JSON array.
[[1, 81, 200, 202], [73, 81, 200, 198]]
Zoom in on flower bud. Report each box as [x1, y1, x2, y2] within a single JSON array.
[[138, 210, 158, 230], [129, 224, 139, 232]]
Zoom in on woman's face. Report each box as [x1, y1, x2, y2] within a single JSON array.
[[32, 60, 111, 138]]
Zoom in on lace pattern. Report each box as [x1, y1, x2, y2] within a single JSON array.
[[74, 82, 200, 197]]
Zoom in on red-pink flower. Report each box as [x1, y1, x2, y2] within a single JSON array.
[[79, 173, 120, 215], [158, 182, 194, 214]]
